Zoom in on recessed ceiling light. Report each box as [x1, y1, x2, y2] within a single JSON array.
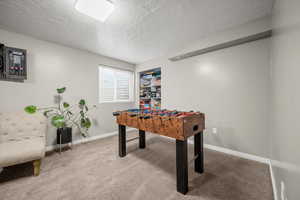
[[75, 0, 115, 22]]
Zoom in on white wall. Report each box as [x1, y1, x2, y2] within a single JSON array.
[[270, 0, 300, 199], [0, 28, 135, 146], [136, 17, 271, 157]]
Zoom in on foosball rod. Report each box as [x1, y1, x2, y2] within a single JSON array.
[[126, 136, 140, 143], [188, 154, 199, 165]]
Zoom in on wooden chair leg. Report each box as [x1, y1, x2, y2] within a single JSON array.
[[33, 159, 41, 176]]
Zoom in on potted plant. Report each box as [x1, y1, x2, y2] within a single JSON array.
[[24, 87, 96, 146]]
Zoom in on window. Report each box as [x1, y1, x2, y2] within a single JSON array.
[[99, 66, 134, 103]]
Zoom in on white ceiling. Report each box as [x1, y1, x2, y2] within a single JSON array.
[[0, 0, 273, 64]]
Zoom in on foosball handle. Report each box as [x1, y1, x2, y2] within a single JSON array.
[[113, 112, 120, 116]]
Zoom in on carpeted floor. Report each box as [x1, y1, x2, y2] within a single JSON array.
[[0, 132, 273, 200]]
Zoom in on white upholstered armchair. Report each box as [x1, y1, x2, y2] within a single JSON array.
[[0, 112, 47, 176]]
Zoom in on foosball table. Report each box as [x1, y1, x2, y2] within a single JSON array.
[[113, 109, 205, 194]]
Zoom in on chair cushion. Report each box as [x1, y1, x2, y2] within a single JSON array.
[[0, 112, 46, 143], [0, 138, 45, 168], [0, 112, 47, 168]]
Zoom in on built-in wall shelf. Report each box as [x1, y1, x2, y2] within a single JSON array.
[[139, 68, 161, 110]]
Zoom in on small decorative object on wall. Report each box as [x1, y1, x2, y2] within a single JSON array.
[[0, 43, 27, 82], [24, 87, 96, 151]]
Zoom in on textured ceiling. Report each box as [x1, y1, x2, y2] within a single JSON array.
[[0, 0, 273, 64]]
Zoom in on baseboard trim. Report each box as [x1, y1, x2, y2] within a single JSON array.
[[164, 136, 270, 164], [46, 128, 136, 152], [204, 144, 276, 199], [269, 159, 278, 200], [202, 143, 276, 199], [203, 143, 269, 164]]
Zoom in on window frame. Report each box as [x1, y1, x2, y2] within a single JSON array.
[[98, 65, 135, 104]]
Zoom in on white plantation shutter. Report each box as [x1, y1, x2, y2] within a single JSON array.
[[101, 68, 115, 102], [99, 66, 134, 103], [116, 71, 130, 100]]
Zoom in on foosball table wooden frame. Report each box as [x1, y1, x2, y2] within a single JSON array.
[[113, 109, 205, 194]]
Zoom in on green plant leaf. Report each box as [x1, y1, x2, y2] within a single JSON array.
[[43, 110, 53, 117], [24, 105, 37, 114], [81, 118, 91, 129], [51, 115, 65, 128], [85, 118, 91, 128], [56, 87, 66, 94], [80, 110, 84, 117], [63, 102, 70, 108], [85, 105, 89, 111], [79, 99, 86, 106]]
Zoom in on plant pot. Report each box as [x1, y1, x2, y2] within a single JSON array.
[[57, 127, 72, 144]]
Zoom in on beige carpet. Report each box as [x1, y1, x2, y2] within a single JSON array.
[[0, 132, 273, 200]]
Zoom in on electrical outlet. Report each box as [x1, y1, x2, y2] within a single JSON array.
[[212, 128, 217, 134]]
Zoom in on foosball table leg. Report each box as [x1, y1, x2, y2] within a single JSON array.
[[194, 131, 204, 173], [119, 125, 126, 157], [139, 130, 146, 149], [176, 139, 188, 194]]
